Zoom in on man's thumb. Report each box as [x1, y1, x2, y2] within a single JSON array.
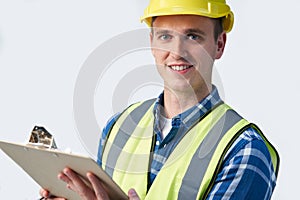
[[128, 188, 140, 200]]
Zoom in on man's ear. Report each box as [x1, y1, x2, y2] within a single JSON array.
[[215, 31, 227, 59]]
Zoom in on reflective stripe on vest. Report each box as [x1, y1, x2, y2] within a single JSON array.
[[102, 101, 279, 200], [103, 99, 156, 177]]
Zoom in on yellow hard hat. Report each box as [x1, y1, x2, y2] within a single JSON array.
[[141, 0, 234, 33]]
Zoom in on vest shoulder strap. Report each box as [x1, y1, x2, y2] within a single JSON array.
[[102, 98, 156, 176]]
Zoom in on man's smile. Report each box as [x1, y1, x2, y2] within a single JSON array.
[[167, 64, 194, 74]]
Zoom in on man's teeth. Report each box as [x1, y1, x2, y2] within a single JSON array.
[[170, 65, 192, 71]]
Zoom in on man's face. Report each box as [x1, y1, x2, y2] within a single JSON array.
[[150, 15, 226, 94]]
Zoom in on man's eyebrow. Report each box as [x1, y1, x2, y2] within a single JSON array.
[[152, 28, 206, 36], [153, 29, 172, 35], [184, 28, 206, 36]]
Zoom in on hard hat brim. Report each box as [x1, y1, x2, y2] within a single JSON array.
[[141, 10, 234, 33]]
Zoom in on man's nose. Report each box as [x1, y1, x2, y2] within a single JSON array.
[[170, 37, 187, 59]]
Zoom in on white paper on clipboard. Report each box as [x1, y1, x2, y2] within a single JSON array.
[[0, 140, 128, 200]]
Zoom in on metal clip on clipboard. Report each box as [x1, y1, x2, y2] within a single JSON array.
[[27, 126, 57, 149]]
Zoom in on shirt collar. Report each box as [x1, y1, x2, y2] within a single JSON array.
[[153, 85, 223, 129]]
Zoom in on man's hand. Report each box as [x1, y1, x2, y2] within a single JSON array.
[[40, 167, 141, 200], [58, 167, 109, 200]]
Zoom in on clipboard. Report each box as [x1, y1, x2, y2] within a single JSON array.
[[0, 140, 128, 200]]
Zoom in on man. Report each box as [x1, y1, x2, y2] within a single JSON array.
[[40, 0, 279, 199]]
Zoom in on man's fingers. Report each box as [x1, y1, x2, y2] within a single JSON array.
[[128, 189, 140, 200], [58, 172, 71, 184], [39, 188, 66, 200], [87, 172, 109, 200], [39, 188, 49, 197], [63, 168, 86, 188], [63, 168, 95, 200]]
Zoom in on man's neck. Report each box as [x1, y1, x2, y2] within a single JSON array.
[[163, 85, 212, 118]]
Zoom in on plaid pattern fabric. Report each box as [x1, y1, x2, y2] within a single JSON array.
[[149, 87, 222, 183], [97, 87, 277, 199], [207, 128, 277, 199]]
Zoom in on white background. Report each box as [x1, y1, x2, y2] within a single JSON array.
[[0, 0, 299, 199]]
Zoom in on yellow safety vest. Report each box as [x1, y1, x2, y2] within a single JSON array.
[[102, 99, 279, 200]]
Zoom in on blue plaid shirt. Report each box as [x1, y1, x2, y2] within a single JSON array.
[[97, 87, 277, 199]]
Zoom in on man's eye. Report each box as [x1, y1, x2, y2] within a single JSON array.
[[187, 34, 200, 40], [159, 34, 172, 40]]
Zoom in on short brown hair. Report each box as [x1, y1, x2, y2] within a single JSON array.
[[211, 17, 224, 41]]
